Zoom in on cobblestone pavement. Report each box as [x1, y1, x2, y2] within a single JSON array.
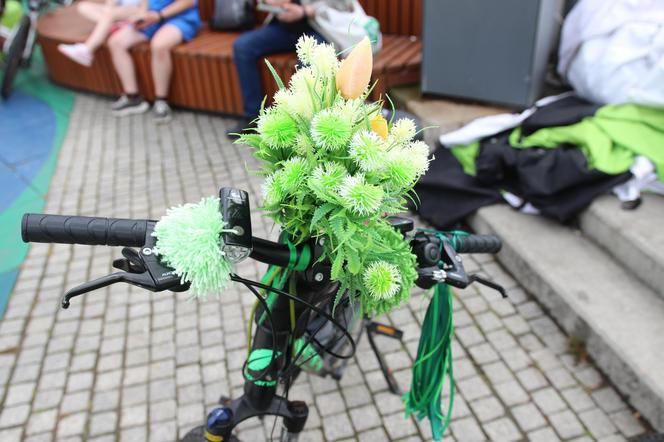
[[0, 95, 650, 442]]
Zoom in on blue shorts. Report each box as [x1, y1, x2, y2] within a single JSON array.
[[141, 8, 201, 42]]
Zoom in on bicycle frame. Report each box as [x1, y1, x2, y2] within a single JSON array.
[[184, 267, 345, 441]]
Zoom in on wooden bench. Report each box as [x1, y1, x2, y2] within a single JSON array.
[[37, 0, 422, 115]]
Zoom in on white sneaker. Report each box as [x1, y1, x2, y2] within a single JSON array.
[[57, 43, 93, 67], [111, 95, 149, 116], [152, 100, 172, 124]]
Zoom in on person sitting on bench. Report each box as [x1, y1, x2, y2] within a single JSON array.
[[106, 0, 201, 123], [57, 0, 143, 67], [227, 0, 336, 136]]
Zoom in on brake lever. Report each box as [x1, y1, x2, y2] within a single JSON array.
[[61, 270, 160, 309], [469, 275, 508, 298], [61, 221, 189, 309]]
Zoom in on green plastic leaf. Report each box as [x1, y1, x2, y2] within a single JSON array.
[[264, 59, 286, 90]]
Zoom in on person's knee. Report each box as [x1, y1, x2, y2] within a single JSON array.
[[233, 34, 255, 60], [150, 39, 173, 59], [107, 33, 128, 52]]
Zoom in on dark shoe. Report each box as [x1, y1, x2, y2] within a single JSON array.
[[226, 117, 257, 139], [152, 99, 172, 124], [111, 95, 149, 117]]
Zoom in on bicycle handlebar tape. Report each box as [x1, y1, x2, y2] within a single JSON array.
[[455, 234, 502, 254], [21, 214, 147, 247]]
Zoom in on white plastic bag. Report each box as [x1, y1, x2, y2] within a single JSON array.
[[311, 0, 382, 56]]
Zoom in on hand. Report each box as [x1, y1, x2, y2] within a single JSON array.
[[131, 10, 160, 29], [277, 3, 305, 23]]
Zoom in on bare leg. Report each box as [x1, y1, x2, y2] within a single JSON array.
[[107, 26, 147, 94], [150, 25, 183, 97], [77, 2, 107, 22], [84, 5, 139, 52]]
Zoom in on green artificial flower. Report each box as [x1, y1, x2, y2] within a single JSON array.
[[296, 35, 317, 65], [334, 98, 363, 123], [311, 42, 339, 76], [279, 156, 310, 194], [258, 109, 298, 149], [295, 133, 314, 156], [290, 67, 317, 98], [338, 174, 384, 216], [309, 162, 347, 201], [349, 130, 386, 173], [390, 118, 417, 145], [363, 261, 401, 300], [311, 109, 353, 151], [407, 140, 431, 176], [274, 88, 314, 120], [384, 148, 419, 190], [262, 171, 285, 206]]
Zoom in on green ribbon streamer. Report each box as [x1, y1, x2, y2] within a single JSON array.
[[403, 282, 455, 441]]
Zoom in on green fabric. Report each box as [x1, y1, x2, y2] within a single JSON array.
[[450, 142, 480, 176], [510, 104, 664, 181]]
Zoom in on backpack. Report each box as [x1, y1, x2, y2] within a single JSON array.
[[310, 0, 382, 56], [210, 0, 255, 31]]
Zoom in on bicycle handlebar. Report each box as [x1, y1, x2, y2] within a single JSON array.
[[21, 213, 300, 268], [452, 234, 502, 254], [22, 214, 148, 247], [21, 213, 501, 259]]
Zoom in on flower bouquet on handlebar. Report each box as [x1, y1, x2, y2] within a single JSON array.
[[21, 36, 506, 441]]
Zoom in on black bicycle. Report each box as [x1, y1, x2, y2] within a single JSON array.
[[21, 187, 504, 441]]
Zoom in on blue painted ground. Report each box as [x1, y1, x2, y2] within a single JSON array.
[[0, 51, 73, 318]]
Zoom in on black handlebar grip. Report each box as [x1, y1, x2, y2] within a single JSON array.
[[455, 234, 502, 254], [21, 214, 148, 247]]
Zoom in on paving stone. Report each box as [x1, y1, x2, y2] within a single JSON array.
[[349, 404, 381, 432], [383, 412, 419, 439], [468, 343, 500, 365], [592, 387, 627, 414], [562, 386, 596, 413], [457, 376, 492, 401], [150, 420, 177, 442], [610, 409, 646, 438], [493, 379, 529, 406], [482, 417, 521, 442], [0, 404, 31, 428], [315, 391, 345, 416], [450, 416, 487, 442], [579, 409, 618, 438], [89, 411, 118, 436], [469, 396, 504, 422], [56, 411, 88, 438], [550, 409, 585, 439], [25, 409, 57, 435], [528, 427, 560, 442], [322, 412, 355, 440], [516, 367, 548, 392], [357, 427, 389, 442], [533, 387, 568, 415], [511, 402, 547, 432]]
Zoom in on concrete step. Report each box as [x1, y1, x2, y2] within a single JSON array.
[[580, 194, 664, 301], [469, 205, 664, 432]]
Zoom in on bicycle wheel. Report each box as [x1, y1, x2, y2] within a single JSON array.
[[1, 14, 30, 99]]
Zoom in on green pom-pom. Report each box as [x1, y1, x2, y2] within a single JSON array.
[[258, 109, 299, 149], [363, 261, 401, 300], [349, 130, 385, 173], [338, 175, 383, 216], [311, 109, 352, 151], [153, 197, 233, 298], [279, 157, 310, 194], [308, 162, 347, 202]]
